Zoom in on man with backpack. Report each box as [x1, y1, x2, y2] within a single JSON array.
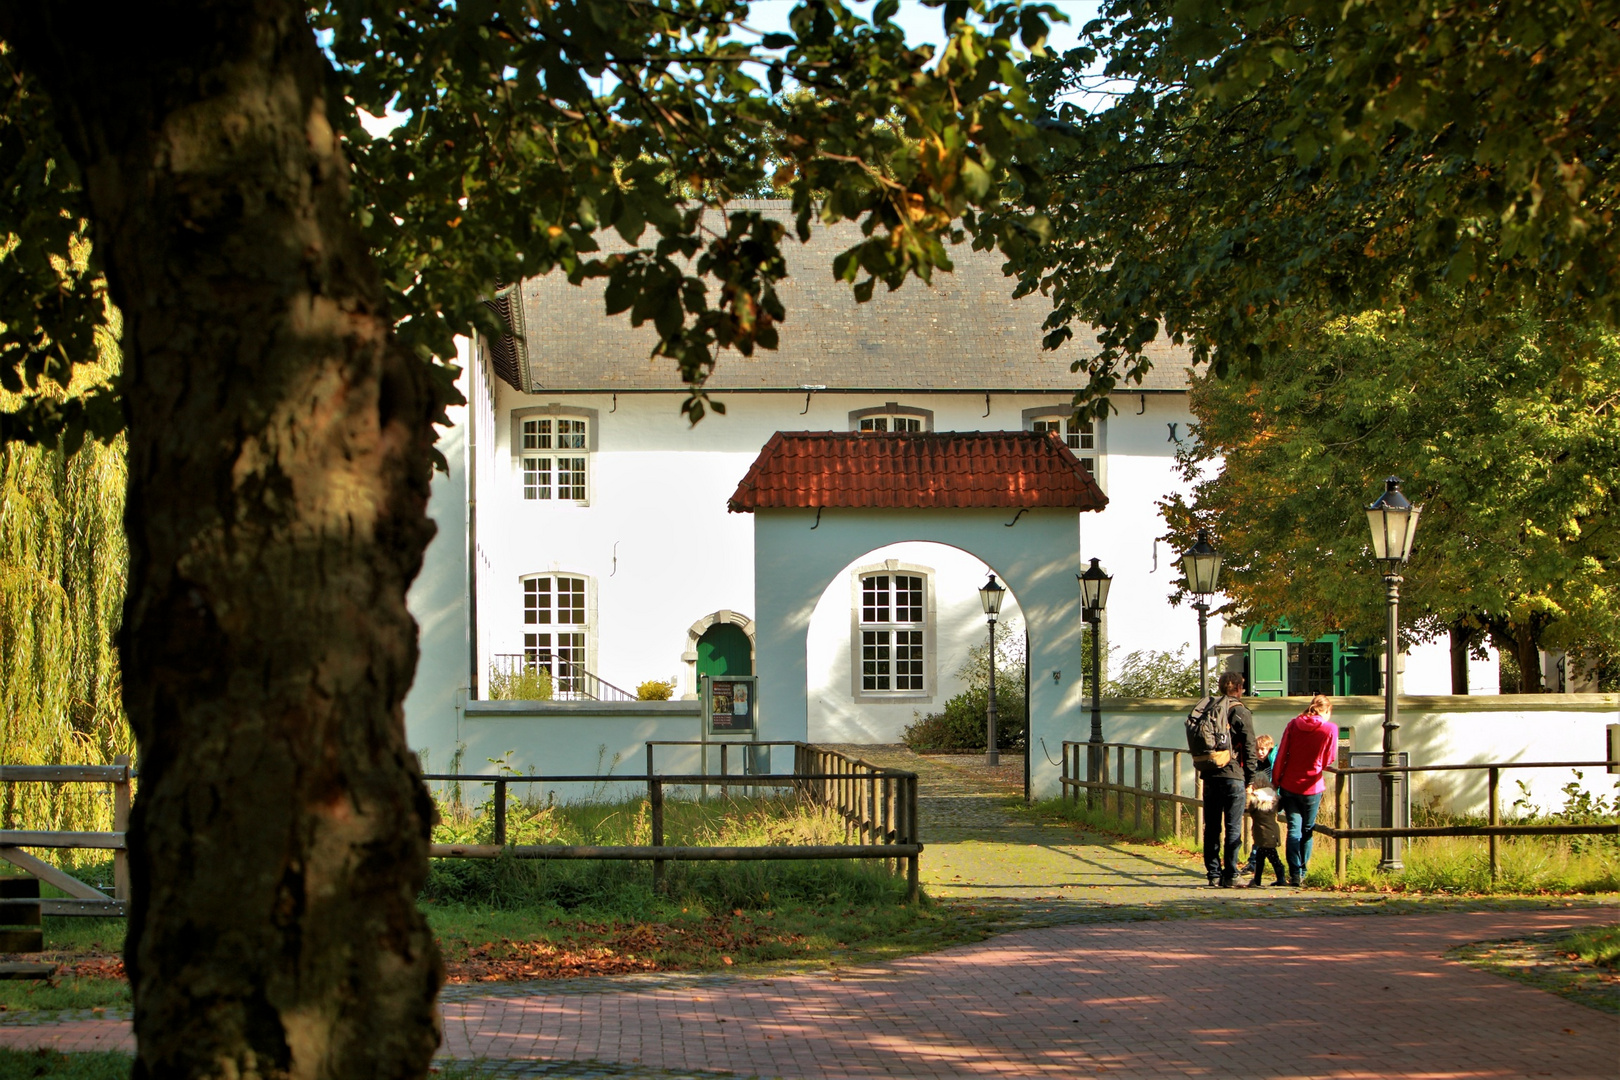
[[1186, 670, 1258, 887]]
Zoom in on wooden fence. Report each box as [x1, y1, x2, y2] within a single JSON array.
[[1059, 740, 1619, 884], [427, 741, 922, 901], [1058, 740, 1207, 843], [0, 757, 131, 918], [1315, 759, 1620, 883]]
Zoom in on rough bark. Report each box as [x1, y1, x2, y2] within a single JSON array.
[[0, 3, 444, 1076]]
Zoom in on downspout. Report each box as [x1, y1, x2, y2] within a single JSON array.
[[467, 332, 480, 700]]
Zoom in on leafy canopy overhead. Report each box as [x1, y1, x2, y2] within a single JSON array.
[[0, 0, 1064, 438], [1158, 302, 1620, 674], [1006, 0, 1619, 408]]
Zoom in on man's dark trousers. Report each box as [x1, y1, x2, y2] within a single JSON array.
[[1202, 776, 1246, 883]]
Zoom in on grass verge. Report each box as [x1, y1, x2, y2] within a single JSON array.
[[1450, 926, 1620, 1014], [0, 1051, 130, 1080]]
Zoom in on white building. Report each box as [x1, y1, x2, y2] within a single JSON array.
[[401, 202, 1502, 782]]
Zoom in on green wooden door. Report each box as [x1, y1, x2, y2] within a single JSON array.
[[1247, 642, 1288, 696], [697, 624, 753, 678]]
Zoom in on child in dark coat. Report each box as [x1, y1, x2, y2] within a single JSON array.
[[1242, 734, 1286, 887]]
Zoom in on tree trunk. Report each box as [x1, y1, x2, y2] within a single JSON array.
[[1, 4, 444, 1077], [1516, 632, 1544, 694]]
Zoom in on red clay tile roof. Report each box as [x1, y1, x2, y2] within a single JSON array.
[[727, 431, 1109, 512]]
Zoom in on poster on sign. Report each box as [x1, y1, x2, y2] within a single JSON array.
[[706, 675, 756, 734]]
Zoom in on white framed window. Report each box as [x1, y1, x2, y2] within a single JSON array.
[[1028, 411, 1098, 477], [522, 574, 589, 692], [859, 572, 927, 693], [519, 416, 589, 501], [851, 403, 933, 432]]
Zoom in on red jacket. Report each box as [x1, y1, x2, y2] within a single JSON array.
[[1272, 712, 1339, 796]]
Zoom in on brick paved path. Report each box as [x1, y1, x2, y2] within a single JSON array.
[[3, 750, 1614, 1078], [9, 909, 1614, 1077]]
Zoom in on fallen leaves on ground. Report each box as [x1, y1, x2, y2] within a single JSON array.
[[442, 913, 807, 983]]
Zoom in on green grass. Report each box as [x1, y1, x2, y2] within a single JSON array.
[[1313, 835, 1620, 894], [1560, 923, 1620, 969], [0, 975, 128, 1015], [0, 1051, 130, 1080]]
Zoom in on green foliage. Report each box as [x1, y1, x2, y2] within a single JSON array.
[[0, 332, 129, 852], [903, 626, 1026, 751], [1109, 647, 1201, 698], [486, 664, 552, 701], [2, 2, 1066, 437], [1157, 305, 1620, 681], [636, 679, 676, 701], [1003, 0, 1620, 409]]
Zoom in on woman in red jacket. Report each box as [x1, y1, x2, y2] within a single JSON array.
[[1271, 694, 1339, 886]]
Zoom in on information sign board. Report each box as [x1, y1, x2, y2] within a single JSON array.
[[705, 676, 756, 734]]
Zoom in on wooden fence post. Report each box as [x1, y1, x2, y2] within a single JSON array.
[[1115, 746, 1125, 817], [1152, 750, 1162, 838], [1334, 769, 1347, 884], [906, 776, 920, 904], [1172, 751, 1183, 841], [1488, 766, 1500, 884], [1099, 745, 1110, 816], [650, 777, 666, 893], [646, 743, 655, 783], [1133, 748, 1143, 832], [1195, 773, 1204, 846], [719, 744, 729, 800], [493, 778, 507, 847], [112, 754, 131, 903]]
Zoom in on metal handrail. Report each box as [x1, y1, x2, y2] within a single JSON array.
[[489, 653, 637, 702]]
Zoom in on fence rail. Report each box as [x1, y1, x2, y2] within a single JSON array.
[[1315, 759, 1620, 884], [0, 757, 131, 919], [427, 741, 923, 901]]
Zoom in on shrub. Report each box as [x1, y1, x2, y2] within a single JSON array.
[[1109, 646, 1202, 698], [488, 664, 553, 701], [903, 624, 1025, 752], [636, 679, 677, 701]]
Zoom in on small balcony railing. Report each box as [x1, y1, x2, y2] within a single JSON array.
[[488, 653, 636, 703]]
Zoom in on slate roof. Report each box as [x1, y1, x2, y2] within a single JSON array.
[[509, 200, 1194, 393], [727, 431, 1109, 512]]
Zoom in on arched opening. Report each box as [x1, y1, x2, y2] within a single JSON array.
[[806, 541, 1024, 744], [680, 611, 756, 699]]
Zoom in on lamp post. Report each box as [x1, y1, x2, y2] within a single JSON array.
[[1179, 529, 1223, 699], [979, 573, 1006, 768], [1078, 558, 1113, 805], [1366, 476, 1421, 871]]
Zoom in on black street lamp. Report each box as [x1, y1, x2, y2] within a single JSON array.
[[1179, 529, 1223, 699], [1078, 558, 1113, 806], [1366, 476, 1421, 871], [979, 573, 1007, 768]]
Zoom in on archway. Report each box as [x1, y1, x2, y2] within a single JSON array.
[[805, 541, 1024, 744], [680, 610, 756, 699]]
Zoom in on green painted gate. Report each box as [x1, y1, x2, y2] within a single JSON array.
[[696, 623, 753, 679]]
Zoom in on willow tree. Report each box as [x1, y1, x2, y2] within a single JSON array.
[[0, 1, 1061, 1076], [0, 326, 128, 841]]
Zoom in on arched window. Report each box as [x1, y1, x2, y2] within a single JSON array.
[[850, 403, 933, 433]]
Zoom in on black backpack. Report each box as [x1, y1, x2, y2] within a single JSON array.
[[1186, 695, 1234, 769]]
